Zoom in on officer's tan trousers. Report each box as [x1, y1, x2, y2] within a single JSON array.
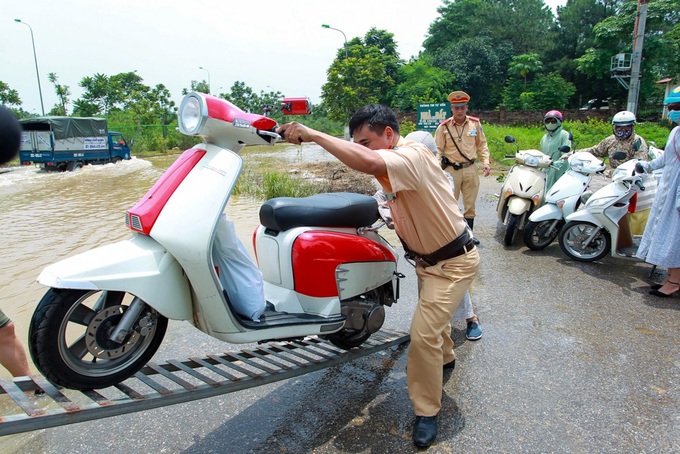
[[407, 247, 480, 417], [447, 165, 480, 219]]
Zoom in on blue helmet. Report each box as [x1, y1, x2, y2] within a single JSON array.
[[665, 85, 680, 124], [664, 85, 680, 105]]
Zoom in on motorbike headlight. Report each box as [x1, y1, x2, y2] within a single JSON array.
[[524, 155, 540, 167], [178, 93, 207, 135], [588, 195, 617, 208]]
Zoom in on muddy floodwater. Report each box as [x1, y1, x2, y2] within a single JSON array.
[[0, 141, 357, 379]]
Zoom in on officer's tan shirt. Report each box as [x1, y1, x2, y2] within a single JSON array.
[[434, 115, 490, 165], [375, 137, 468, 255]]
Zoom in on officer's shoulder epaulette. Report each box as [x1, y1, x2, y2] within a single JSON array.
[[439, 117, 453, 126], [468, 116, 480, 122]]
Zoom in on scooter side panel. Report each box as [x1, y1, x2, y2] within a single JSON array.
[[151, 145, 245, 335], [37, 235, 192, 320]]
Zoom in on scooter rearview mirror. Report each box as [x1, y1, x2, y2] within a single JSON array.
[[558, 145, 570, 153], [504, 135, 515, 144], [281, 97, 312, 116]]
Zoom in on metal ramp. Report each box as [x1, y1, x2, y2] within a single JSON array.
[[0, 329, 409, 436]]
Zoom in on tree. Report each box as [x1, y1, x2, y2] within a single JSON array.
[[0, 81, 21, 107], [575, 0, 680, 107], [47, 73, 71, 116], [219, 81, 258, 112], [432, 36, 513, 110], [392, 57, 454, 111], [321, 28, 401, 121], [509, 54, 543, 90]]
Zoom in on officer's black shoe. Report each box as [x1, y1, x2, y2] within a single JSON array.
[[413, 415, 438, 448], [443, 359, 456, 370]]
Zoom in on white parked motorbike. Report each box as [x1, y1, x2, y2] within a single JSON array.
[[523, 151, 605, 250], [496, 136, 552, 246], [557, 152, 656, 262], [28, 92, 402, 390]]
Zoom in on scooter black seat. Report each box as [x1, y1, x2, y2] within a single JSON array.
[[259, 192, 379, 231]]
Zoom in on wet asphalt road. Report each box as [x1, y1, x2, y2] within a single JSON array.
[[5, 176, 678, 453]]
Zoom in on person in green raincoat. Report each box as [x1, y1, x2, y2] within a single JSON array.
[[540, 110, 572, 191]]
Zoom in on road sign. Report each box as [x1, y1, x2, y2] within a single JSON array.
[[417, 103, 450, 131]]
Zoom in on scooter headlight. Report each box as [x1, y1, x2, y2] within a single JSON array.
[[524, 155, 540, 167], [178, 94, 207, 135], [588, 195, 617, 208]]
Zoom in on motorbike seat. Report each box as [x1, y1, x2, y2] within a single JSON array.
[[259, 192, 379, 231]]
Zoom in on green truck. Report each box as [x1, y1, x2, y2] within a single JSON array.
[[19, 116, 131, 171]]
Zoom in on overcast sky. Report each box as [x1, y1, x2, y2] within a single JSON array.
[[3, 0, 566, 115]]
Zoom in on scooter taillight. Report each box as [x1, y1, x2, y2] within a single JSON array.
[[125, 148, 206, 235]]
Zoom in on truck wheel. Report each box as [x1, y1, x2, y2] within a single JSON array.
[[111, 157, 122, 164], [66, 161, 83, 171]]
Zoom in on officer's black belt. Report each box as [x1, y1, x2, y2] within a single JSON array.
[[452, 161, 475, 170], [403, 228, 475, 267]]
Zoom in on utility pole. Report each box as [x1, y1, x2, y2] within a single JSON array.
[[626, 0, 649, 115]]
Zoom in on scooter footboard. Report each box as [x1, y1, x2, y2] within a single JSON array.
[[37, 235, 192, 320]]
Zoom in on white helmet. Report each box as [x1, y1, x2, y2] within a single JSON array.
[[405, 130, 437, 155], [612, 110, 636, 139]]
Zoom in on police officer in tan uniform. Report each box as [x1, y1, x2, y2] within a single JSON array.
[[435, 91, 491, 244], [279, 104, 480, 449]]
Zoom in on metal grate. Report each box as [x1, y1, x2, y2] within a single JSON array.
[[0, 330, 409, 436]]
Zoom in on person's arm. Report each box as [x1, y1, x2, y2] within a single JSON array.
[[277, 122, 387, 176], [434, 125, 446, 156], [476, 124, 491, 176]]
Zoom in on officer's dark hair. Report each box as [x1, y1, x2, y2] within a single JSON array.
[[349, 104, 400, 138], [0, 106, 22, 165]]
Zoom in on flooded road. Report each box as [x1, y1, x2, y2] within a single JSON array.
[[0, 142, 337, 378]]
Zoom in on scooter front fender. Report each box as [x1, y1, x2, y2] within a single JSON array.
[[507, 197, 532, 216], [564, 210, 603, 228], [528, 203, 562, 223], [37, 234, 192, 321]]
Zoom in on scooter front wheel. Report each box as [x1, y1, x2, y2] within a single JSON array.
[[503, 213, 520, 246], [523, 219, 563, 251], [558, 221, 610, 262], [29, 288, 168, 390]]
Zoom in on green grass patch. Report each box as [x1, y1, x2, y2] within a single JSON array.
[[233, 169, 326, 200]]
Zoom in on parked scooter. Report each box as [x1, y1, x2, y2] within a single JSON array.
[[523, 151, 605, 250], [557, 151, 659, 262], [496, 136, 552, 246], [28, 92, 402, 390]]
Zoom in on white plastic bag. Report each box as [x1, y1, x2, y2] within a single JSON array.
[[212, 215, 266, 321]]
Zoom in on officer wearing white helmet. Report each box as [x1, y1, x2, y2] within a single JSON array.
[[577, 110, 648, 171]]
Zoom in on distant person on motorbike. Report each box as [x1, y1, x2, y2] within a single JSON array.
[[576, 110, 648, 175], [540, 110, 572, 191], [279, 105, 480, 448]]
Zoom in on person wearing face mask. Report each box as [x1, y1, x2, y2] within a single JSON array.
[[577, 110, 648, 174], [634, 86, 680, 297], [540, 110, 572, 191]]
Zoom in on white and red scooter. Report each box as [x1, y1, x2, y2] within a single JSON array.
[[28, 92, 402, 390]]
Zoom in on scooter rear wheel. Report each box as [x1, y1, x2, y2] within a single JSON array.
[[29, 288, 168, 390], [558, 221, 610, 262], [523, 220, 563, 251]]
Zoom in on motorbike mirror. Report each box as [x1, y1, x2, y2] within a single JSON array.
[[281, 97, 312, 116], [611, 151, 627, 161], [558, 145, 570, 153], [633, 137, 642, 151], [504, 135, 515, 144]]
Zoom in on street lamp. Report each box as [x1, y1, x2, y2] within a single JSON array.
[[321, 24, 348, 59], [198, 66, 211, 94], [15, 18, 45, 116]]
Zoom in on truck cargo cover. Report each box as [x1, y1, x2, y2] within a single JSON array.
[[19, 117, 108, 140]]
